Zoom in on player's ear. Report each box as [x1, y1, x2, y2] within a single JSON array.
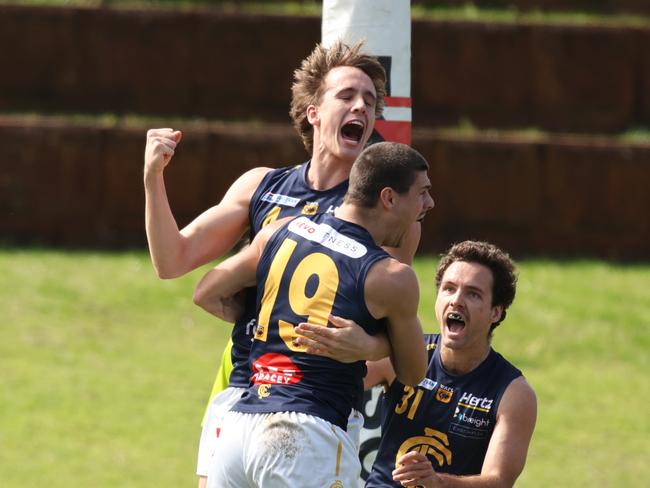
[[307, 105, 320, 126], [379, 187, 395, 209], [490, 305, 503, 324]]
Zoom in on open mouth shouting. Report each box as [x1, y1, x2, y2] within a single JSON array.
[[340, 120, 365, 145], [445, 311, 466, 335]]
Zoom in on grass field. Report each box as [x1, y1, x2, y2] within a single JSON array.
[[1, 249, 648, 487]]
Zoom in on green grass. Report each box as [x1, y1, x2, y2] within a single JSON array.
[[1, 249, 649, 487]]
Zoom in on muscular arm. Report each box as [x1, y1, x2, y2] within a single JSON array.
[[392, 377, 537, 488], [365, 259, 426, 386], [193, 219, 289, 321], [144, 128, 271, 278]]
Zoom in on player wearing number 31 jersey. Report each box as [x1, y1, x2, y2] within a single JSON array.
[[194, 142, 434, 487]]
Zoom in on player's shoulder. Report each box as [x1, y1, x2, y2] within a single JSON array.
[[227, 166, 274, 195], [365, 257, 419, 308], [500, 376, 537, 415], [368, 257, 417, 286], [247, 163, 305, 196]]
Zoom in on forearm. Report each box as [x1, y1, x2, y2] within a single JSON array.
[[193, 245, 259, 319], [363, 331, 391, 361], [435, 473, 506, 488], [393, 453, 505, 488], [195, 268, 237, 308], [388, 323, 426, 386], [144, 172, 187, 279]]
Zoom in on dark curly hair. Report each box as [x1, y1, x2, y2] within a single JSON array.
[[435, 240, 518, 334]]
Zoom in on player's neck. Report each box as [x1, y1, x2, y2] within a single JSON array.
[[439, 343, 490, 376], [307, 149, 353, 190], [334, 204, 384, 244]]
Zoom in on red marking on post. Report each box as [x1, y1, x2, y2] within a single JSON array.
[[375, 120, 411, 145], [384, 96, 411, 108]]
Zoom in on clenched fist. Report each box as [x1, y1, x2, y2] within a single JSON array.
[[144, 128, 183, 176]]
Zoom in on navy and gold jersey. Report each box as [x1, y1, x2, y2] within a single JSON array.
[[366, 334, 522, 485], [228, 163, 349, 388], [232, 213, 389, 429]]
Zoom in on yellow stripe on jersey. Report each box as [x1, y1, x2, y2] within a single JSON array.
[[457, 402, 491, 413]]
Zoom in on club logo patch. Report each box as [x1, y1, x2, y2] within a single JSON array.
[[396, 427, 452, 468], [301, 202, 319, 215], [435, 384, 454, 404]]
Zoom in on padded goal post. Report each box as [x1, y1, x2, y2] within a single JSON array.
[[322, 0, 412, 146], [322, 2, 412, 482]]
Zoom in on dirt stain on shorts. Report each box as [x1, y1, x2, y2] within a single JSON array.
[[262, 415, 305, 461]]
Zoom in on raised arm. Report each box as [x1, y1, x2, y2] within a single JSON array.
[[392, 377, 537, 488], [365, 259, 426, 386], [144, 127, 271, 278]]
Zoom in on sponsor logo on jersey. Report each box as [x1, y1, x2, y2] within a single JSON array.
[[261, 192, 301, 207], [288, 216, 367, 258], [396, 427, 452, 468], [301, 201, 319, 215], [252, 353, 304, 385], [457, 391, 494, 412], [418, 378, 438, 391], [453, 407, 491, 429], [435, 384, 454, 404]]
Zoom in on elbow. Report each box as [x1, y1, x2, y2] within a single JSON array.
[[396, 359, 426, 387], [400, 368, 426, 387], [192, 286, 208, 309], [153, 261, 186, 280], [156, 268, 181, 280]]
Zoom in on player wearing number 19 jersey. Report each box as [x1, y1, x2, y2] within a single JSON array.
[[197, 163, 348, 475], [197, 141, 433, 487], [239, 213, 389, 427], [207, 214, 390, 487]]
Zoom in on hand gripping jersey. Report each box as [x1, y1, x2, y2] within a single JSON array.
[[366, 334, 522, 486], [232, 213, 390, 429], [228, 163, 349, 388]]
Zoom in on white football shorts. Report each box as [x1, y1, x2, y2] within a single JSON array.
[[207, 410, 361, 487], [196, 386, 245, 476]]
